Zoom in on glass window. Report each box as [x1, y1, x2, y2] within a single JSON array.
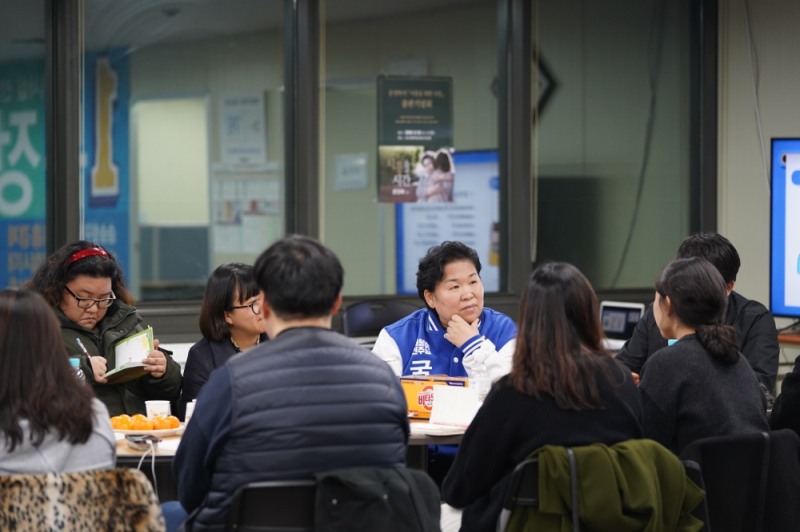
[[533, 1, 693, 289], [0, 0, 47, 288], [82, 1, 285, 301], [321, 0, 500, 296]]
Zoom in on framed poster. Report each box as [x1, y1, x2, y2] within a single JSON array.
[[396, 149, 500, 293], [377, 76, 453, 203]]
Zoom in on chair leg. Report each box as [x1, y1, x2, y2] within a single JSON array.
[[567, 448, 580, 532]]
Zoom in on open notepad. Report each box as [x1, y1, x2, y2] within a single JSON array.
[[104, 327, 154, 384], [408, 385, 482, 438]]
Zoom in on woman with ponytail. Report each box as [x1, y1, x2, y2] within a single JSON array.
[[639, 257, 768, 454]]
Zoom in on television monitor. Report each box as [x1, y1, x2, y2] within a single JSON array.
[[770, 138, 800, 321]]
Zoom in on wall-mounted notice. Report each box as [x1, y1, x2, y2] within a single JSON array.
[[219, 92, 267, 167], [377, 76, 452, 203], [211, 177, 281, 254], [397, 150, 500, 293]]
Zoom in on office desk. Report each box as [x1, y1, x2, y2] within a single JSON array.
[[116, 436, 181, 501], [779, 333, 800, 345], [116, 422, 465, 501]]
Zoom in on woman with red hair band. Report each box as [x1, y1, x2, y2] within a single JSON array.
[[26, 240, 182, 416]]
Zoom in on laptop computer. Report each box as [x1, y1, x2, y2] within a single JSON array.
[[600, 300, 646, 351]]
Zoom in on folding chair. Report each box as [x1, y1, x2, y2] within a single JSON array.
[[680, 429, 800, 532], [496, 450, 578, 532], [341, 300, 419, 340], [227, 480, 316, 532], [497, 440, 708, 532]]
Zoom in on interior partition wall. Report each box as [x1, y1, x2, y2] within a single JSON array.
[[21, 0, 716, 340]]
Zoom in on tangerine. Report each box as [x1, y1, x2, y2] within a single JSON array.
[[151, 416, 171, 430], [110, 416, 132, 430], [131, 417, 154, 431], [166, 415, 180, 429]]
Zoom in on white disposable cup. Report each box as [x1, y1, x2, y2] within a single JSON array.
[[185, 399, 196, 424], [145, 400, 171, 418]]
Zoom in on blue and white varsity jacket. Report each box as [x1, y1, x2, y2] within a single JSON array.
[[372, 307, 517, 381]]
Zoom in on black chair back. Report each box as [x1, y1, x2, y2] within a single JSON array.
[[681, 459, 711, 529], [227, 480, 316, 532], [497, 450, 579, 532], [342, 300, 419, 338], [498, 442, 709, 532], [680, 429, 800, 532]]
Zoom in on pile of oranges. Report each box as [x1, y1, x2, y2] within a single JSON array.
[[110, 413, 180, 431]]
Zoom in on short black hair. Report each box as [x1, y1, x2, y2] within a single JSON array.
[[198, 263, 260, 341], [254, 235, 343, 319], [416, 241, 481, 305], [675, 232, 740, 284]]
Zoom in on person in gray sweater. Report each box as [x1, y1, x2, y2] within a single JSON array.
[[0, 289, 115, 474], [639, 257, 768, 455]]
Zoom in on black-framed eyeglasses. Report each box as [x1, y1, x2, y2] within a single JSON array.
[[229, 300, 261, 315], [64, 285, 116, 309]]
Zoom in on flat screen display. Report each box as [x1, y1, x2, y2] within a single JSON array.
[[600, 301, 645, 340], [770, 138, 800, 319]]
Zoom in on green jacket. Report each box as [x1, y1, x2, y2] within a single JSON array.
[[59, 301, 182, 417], [507, 439, 705, 532]]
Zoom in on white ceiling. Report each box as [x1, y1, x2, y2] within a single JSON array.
[[0, 0, 485, 63]]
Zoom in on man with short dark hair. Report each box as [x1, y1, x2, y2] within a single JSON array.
[[372, 241, 517, 382], [616, 232, 779, 391], [172, 235, 409, 531]]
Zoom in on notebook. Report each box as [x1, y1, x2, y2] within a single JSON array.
[[600, 300, 645, 351]]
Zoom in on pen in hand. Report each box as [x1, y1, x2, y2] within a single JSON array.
[[76, 337, 108, 383], [75, 338, 92, 359]]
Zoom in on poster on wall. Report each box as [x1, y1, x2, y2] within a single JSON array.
[[377, 76, 453, 203], [211, 176, 281, 254], [219, 92, 267, 168], [82, 49, 131, 279], [396, 150, 501, 293], [0, 60, 46, 287]]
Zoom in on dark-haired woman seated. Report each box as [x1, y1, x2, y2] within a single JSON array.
[[0, 289, 115, 473], [177, 263, 266, 419], [639, 257, 768, 454], [440, 263, 643, 532], [25, 241, 182, 417]]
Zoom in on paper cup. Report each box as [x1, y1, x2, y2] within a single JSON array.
[[145, 400, 171, 418], [185, 399, 196, 424]]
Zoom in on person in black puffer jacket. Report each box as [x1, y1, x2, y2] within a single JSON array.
[[168, 235, 410, 532]]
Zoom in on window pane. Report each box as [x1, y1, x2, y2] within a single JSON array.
[[82, 1, 285, 301], [534, 1, 692, 289], [0, 0, 47, 287], [321, 0, 500, 296]]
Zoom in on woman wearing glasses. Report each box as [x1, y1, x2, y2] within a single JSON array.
[[177, 263, 266, 419], [25, 240, 182, 416]]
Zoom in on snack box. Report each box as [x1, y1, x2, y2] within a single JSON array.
[[400, 375, 470, 419]]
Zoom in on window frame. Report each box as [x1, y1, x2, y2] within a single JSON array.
[[45, 0, 718, 338]]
